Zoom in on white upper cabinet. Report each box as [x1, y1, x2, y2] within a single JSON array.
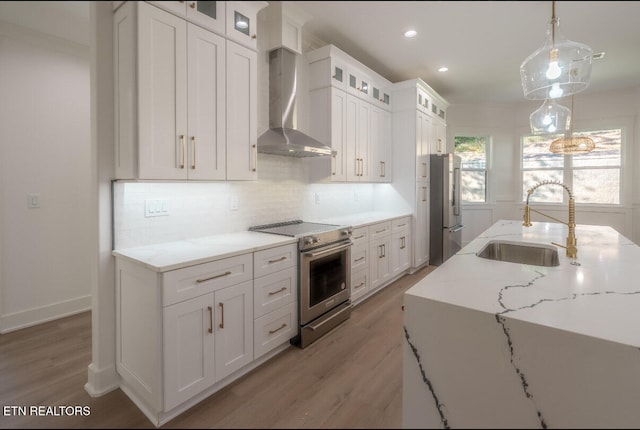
[[187, 1, 227, 34], [187, 24, 227, 180], [370, 105, 392, 183], [307, 44, 393, 183], [346, 64, 371, 101], [114, 1, 263, 181], [346, 94, 370, 182], [226, 40, 258, 180], [149, 1, 226, 34], [225, 1, 265, 50]]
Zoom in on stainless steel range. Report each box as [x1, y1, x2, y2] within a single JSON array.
[[249, 220, 353, 348]]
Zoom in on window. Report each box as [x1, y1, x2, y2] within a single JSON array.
[[521, 129, 622, 204], [454, 136, 488, 203]]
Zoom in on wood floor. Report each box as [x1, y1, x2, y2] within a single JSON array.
[[0, 265, 435, 429]]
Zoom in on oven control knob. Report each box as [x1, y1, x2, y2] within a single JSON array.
[[305, 236, 320, 245]]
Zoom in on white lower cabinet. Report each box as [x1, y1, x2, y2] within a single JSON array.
[[349, 226, 369, 303], [163, 279, 252, 411], [252, 243, 298, 359], [348, 218, 412, 306], [369, 221, 391, 291], [390, 217, 411, 277], [115, 242, 297, 426]]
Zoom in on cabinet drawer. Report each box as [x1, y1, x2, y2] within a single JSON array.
[[253, 266, 297, 318], [254, 243, 297, 278], [351, 226, 368, 245], [350, 268, 369, 303], [254, 302, 297, 359], [351, 243, 368, 273], [369, 221, 391, 240], [163, 253, 252, 306], [392, 217, 411, 234]]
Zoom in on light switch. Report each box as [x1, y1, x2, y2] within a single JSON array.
[[230, 195, 239, 211], [314, 192, 321, 204], [28, 193, 40, 209], [145, 199, 169, 217]]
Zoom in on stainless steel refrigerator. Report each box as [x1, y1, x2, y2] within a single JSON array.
[[429, 154, 464, 265]]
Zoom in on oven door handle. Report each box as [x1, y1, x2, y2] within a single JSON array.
[[302, 242, 352, 259]]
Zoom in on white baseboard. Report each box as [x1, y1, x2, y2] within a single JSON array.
[[85, 362, 121, 398], [0, 294, 91, 333]]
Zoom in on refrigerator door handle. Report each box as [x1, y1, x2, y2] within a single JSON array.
[[450, 224, 464, 233], [453, 166, 461, 216]]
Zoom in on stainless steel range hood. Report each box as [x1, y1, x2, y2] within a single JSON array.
[[257, 47, 335, 157]]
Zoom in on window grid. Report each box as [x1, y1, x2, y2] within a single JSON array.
[[521, 129, 622, 205]]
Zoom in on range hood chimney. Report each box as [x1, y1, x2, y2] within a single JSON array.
[[257, 3, 334, 157]]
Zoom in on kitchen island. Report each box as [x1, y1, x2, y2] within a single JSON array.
[[403, 220, 640, 428]]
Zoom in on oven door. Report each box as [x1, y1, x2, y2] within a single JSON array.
[[300, 240, 351, 325]]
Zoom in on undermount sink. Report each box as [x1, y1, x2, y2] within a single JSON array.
[[476, 240, 560, 267]]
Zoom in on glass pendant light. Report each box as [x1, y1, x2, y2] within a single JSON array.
[[549, 96, 595, 154], [529, 98, 571, 135], [520, 1, 593, 100]]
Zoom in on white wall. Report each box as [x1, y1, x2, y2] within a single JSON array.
[[448, 87, 640, 246], [0, 20, 92, 332]]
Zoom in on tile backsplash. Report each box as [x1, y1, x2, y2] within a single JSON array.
[[113, 155, 409, 249]]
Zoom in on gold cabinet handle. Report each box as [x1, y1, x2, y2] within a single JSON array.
[[353, 234, 365, 240], [207, 306, 213, 334], [191, 136, 197, 169], [400, 236, 406, 250], [268, 256, 287, 264], [190, 2, 196, 8], [354, 256, 365, 262], [375, 229, 387, 234], [251, 34, 257, 40], [397, 223, 407, 227], [268, 286, 287, 296], [355, 282, 365, 289], [268, 323, 287, 335], [196, 271, 231, 283], [219, 302, 224, 329], [332, 154, 337, 176], [422, 162, 427, 178], [382, 244, 386, 258], [179, 135, 186, 169]]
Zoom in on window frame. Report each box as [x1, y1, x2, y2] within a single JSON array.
[[520, 124, 626, 207], [454, 134, 491, 204]]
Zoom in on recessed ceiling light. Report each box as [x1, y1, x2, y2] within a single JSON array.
[[404, 30, 417, 38], [438, 66, 449, 72]]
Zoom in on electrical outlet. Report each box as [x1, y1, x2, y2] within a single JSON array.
[[28, 193, 40, 209], [230, 195, 239, 211], [145, 199, 169, 217], [314, 192, 320, 204]]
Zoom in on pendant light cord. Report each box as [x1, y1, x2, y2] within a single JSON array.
[[551, 0, 556, 46]]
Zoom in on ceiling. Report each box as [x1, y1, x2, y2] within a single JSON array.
[[293, 1, 640, 104], [1, 1, 639, 105]]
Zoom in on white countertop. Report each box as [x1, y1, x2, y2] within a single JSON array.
[[406, 219, 640, 348], [112, 232, 297, 272], [112, 212, 410, 273]]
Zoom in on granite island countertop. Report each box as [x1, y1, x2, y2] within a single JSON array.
[[403, 219, 640, 428], [406, 219, 640, 348]]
